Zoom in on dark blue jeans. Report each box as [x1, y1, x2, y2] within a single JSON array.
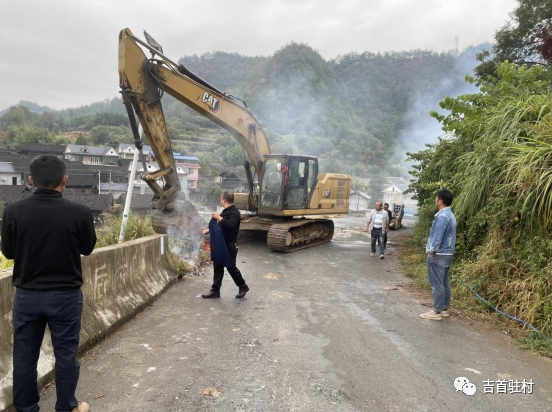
[[371, 228, 385, 255], [13, 289, 83, 412]]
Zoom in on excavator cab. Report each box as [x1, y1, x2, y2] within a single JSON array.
[[259, 155, 318, 214]]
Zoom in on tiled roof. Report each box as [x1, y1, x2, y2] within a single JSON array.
[[19, 143, 65, 154], [350, 190, 371, 200], [0, 186, 112, 211], [66, 174, 98, 188], [115, 193, 153, 209], [0, 162, 16, 173], [65, 144, 118, 157], [383, 183, 409, 193], [118, 143, 154, 154], [174, 155, 199, 161], [0, 185, 33, 204], [99, 183, 128, 191], [64, 193, 113, 211]]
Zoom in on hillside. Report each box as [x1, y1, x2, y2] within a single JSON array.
[[0, 42, 488, 194]]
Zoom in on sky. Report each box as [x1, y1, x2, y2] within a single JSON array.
[[0, 0, 517, 110]]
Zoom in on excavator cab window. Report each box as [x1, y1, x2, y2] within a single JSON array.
[[261, 158, 284, 209], [285, 158, 310, 209]]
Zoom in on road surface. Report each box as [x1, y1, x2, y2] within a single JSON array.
[[40, 217, 552, 411]]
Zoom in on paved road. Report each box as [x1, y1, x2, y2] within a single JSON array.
[[41, 217, 552, 411]]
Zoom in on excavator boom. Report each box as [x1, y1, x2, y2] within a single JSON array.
[[119, 28, 270, 181], [118, 28, 350, 251]]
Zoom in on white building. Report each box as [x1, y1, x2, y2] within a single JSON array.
[[0, 162, 22, 186], [118, 143, 155, 160], [64, 145, 119, 166], [129, 162, 189, 199], [382, 183, 414, 206], [349, 190, 372, 212]]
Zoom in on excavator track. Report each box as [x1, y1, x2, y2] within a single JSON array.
[[267, 219, 334, 253]]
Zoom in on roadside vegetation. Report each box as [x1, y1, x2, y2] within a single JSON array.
[[0, 211, 199, 278], [95, 212, 156, 248], [95, 211, 200, 278], [404, 0, 552, 355]]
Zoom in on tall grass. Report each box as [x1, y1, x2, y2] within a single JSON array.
[[406, 65, 552, 352], [95, 212, 156, 248]]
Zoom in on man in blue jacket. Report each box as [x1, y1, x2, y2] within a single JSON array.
[[420, 189, 457, 321]]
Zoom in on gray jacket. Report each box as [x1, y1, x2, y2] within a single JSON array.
[[367, 209, 389, 231]]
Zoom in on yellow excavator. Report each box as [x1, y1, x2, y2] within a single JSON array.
[[118, 28, 350, 252]]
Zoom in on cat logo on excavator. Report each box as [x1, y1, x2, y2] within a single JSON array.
[[202, 92, 220, 113]]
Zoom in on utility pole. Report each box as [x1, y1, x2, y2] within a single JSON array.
[[109, 171, 112, 193], [119, 125, 142, 243], [98, 170, 101, 194]]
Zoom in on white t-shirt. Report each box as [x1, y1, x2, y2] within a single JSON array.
[[373, 211, 384, 229]]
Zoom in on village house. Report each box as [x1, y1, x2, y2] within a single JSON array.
[[64, 144, 119, 166], [118, 143, 155, 161], [0, 162, 23, 186], [129, 162, 189, 199], [382, 182, 413, 206], [219, 167, 258, 193], [349, 190, 372, 212]]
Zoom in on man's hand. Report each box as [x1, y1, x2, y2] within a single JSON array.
[[203, 229, 209, 235], [212, 212, 222, 222], [429, 251, 435, 257], [385, 228, 389, 235]]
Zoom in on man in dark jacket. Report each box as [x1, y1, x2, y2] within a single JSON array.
[[202, 191, 249, 299], [383, 203, 393, 249], [2, 155, 96, 412]]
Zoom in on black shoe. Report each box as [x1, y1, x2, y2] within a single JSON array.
[[202, 290, 220, 299], [236, 286, 249, 299]]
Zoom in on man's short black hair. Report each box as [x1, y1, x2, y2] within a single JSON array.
[[30, 155, 66, 189], [436, 189, 453, 206], [384, 203, 389, 207], [222, 191, 234, 204]]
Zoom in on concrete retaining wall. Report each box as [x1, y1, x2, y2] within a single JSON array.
[[0, 235, 175, 411]]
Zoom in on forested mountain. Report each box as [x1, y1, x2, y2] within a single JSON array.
[[0, 43, 486, 192]]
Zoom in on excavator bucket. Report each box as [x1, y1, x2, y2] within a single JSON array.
[[151, 199, 206, 240]]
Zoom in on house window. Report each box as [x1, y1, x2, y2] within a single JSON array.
[[90, 157, 101, 164], [189, 169, 194, 175], [74, 155, 83, 161]]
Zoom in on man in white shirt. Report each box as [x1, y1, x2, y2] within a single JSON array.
[[367, 201, 389, 259]]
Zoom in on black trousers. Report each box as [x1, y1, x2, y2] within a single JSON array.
[[212, 242, 246, 291], [12, 289, 83, 412]]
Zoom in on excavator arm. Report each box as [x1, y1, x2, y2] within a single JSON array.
[[118, 28, 270, 216]]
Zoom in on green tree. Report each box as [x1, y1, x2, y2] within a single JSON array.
[[475, 0, 552, 79], [89, 125, 133, 147]]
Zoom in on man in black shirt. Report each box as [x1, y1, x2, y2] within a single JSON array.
[[2, 155, 96, 412], [383, 203, 393, 250], [202, 191, 249, 299]]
